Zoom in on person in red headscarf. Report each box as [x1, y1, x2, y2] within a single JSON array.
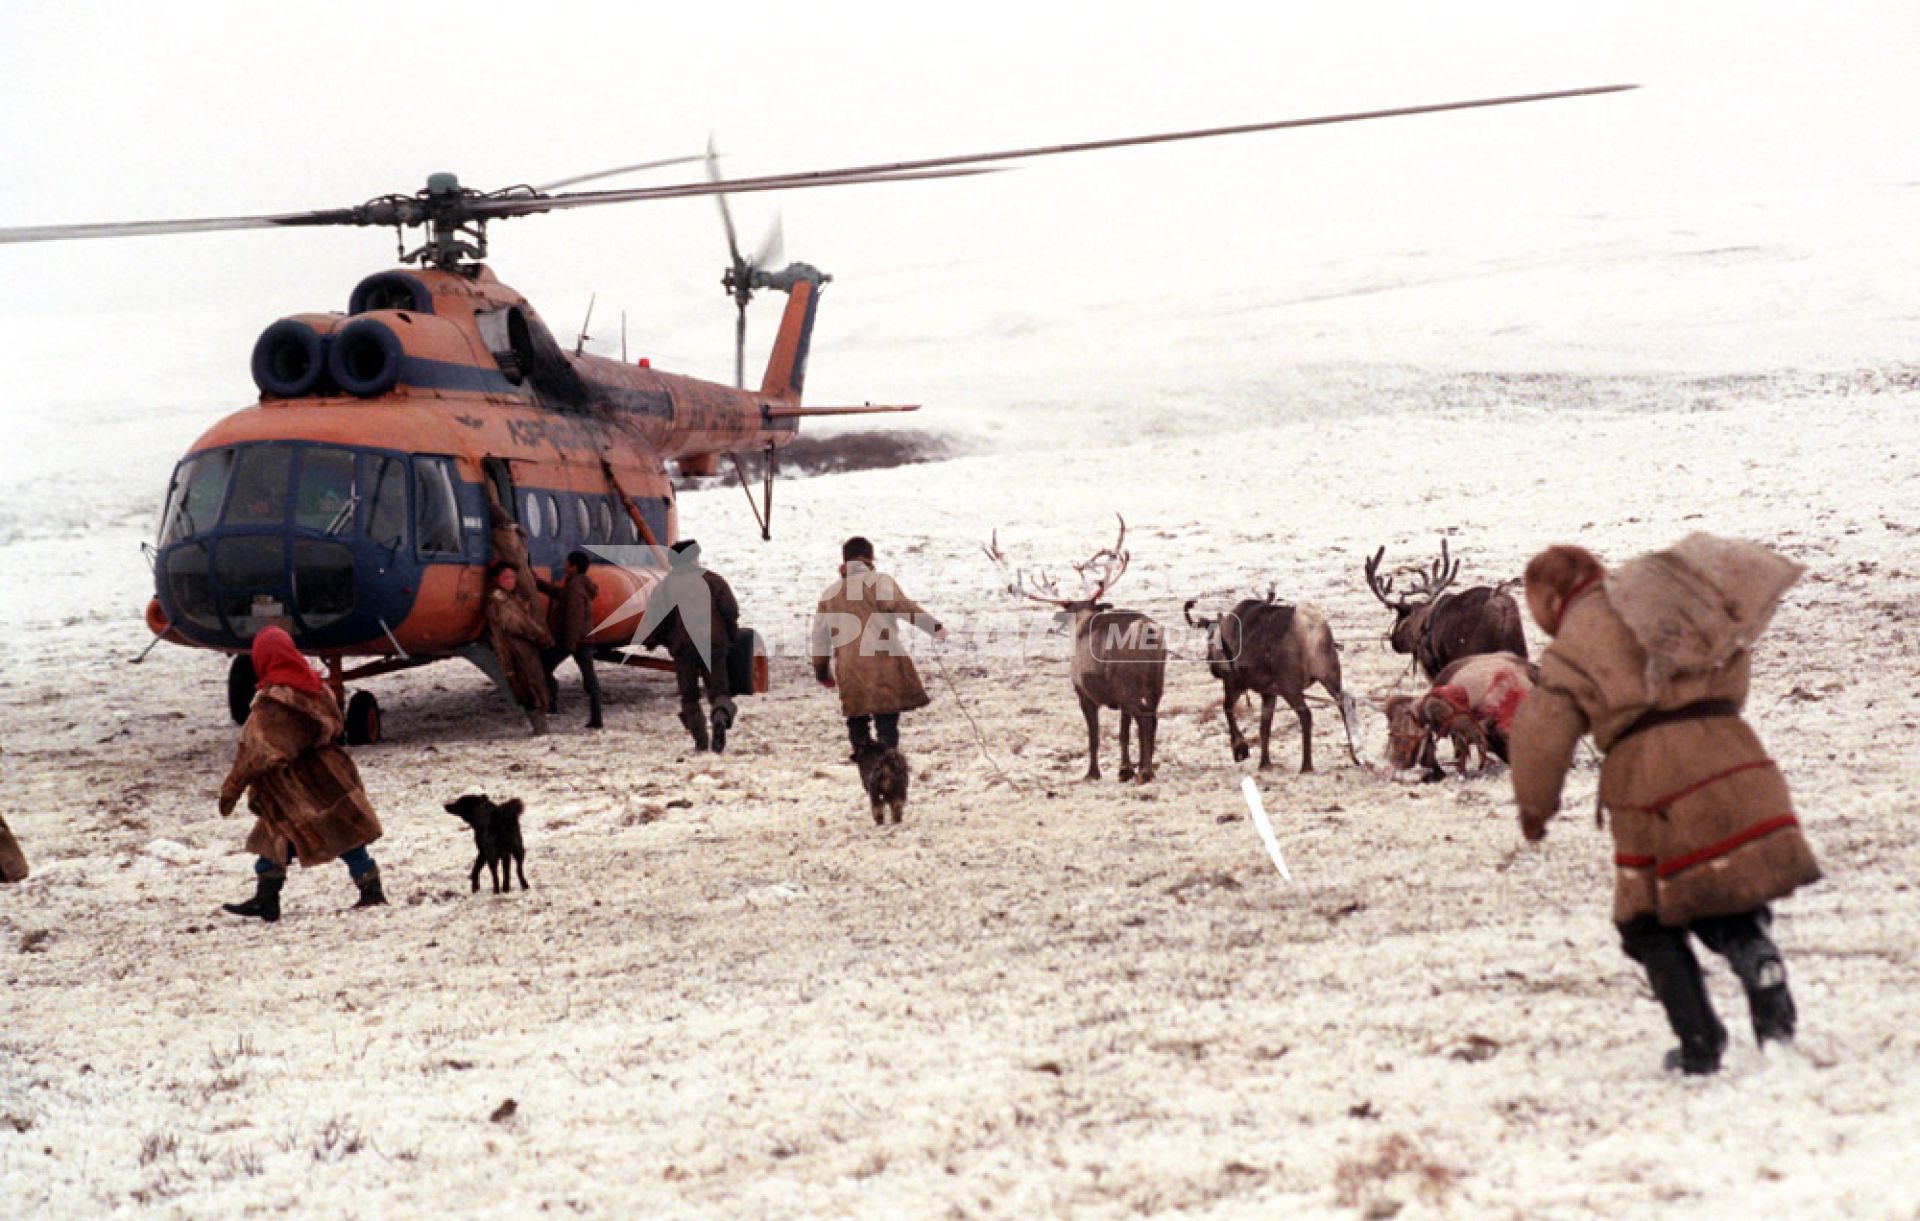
[[218, 626, 387, 922]]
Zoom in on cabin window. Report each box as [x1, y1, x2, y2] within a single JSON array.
[[160, 448, 234, 545], [597, 498, 615, 543], [163, 541, 219, 630], [574, 497, 592, 542], [619, 500, 639, 544], [292, 539, 355, 626], [226, 444, 293, 526], [214, 534, 285, 591], [294, 447, 358, 534], [521, 490, 544, 540], [363, 454, 408, 550], [413, 457, 463, 556], [545, 494, 561, 541]]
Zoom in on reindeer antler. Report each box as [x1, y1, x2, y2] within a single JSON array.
[[1365, 545, 1401, 608], [987, 529, 1081, 606], [1401, 537, 1460, 601], [1072, 513, 1131, 603]]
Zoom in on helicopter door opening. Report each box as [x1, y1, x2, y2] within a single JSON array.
[[482, 457, 517, 525]]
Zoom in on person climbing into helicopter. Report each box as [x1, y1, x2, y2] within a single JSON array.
[[639, 540, 741, 752], [484, 484, 540, 610], [218, 626, 387, 922], [538, 549, 604, 730], [485, 562, 554, 736], [811, 535, 948, 753]]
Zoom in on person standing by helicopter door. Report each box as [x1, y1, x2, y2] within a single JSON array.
[[485, 563, 554, 735], [218, 626, 387, 921], [539, 550, 604, 730], [639, 540, 741, 753]]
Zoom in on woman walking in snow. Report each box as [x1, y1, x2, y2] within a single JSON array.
[[219, 626, 386, 922], [1509, 538, 1820, 1076]]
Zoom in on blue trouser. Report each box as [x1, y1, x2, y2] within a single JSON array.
[[256, 845, 374, 879]]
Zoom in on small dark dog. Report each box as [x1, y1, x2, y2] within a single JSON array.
[[852, 742, 909, 825], [443, 793, 529, 894]]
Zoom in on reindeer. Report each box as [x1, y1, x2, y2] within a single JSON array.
[[1364, 538, 1528, 681], [986, 516, 1167, 784], [1383, 651, 1536, 781], [1183, 591, 1361, 773]]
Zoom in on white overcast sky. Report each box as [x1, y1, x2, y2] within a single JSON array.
[[0, 1, 1914, 419]]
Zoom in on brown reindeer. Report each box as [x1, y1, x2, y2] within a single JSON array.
[[987, 517, 1167, 784], [1364, 538, 1528, 681], [1384, 651, 1536, 781], [1183, 593, 1361, 772]]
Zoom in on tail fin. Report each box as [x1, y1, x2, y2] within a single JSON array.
[[758, 268, 825, 400]]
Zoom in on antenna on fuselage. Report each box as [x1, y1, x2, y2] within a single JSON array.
[[573, 293, 597, 357], [621, 310, 628, 363]]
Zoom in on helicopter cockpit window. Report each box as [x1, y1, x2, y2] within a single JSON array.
[[473, 306, 529, 384], [363, 454, 408, 550], [160, 448, 234, 545], [413, 457, 463, 557], [294, 447, 357, 534], [226, 445, 293, 526]]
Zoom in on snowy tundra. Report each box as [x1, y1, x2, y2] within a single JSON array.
[[4, 190, 1920, 1217]]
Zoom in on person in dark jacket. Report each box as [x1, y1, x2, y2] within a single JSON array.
[[539, 550, 604, 729], [1510, 539, 1819, 1076], [639, 540, 741, 752], [219, 627, 387, 921]]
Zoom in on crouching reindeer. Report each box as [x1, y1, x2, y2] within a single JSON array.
[[1384, 651, 1536, 781], [986, 517, 1166, 784], [1183, 592, 1361, 772], [1364, 538, 1528, 681]]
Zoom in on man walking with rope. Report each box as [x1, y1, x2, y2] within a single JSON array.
[[810, 536, 948, 753]]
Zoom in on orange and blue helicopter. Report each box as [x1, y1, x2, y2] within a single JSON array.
[[0, 87, 1631, 743]]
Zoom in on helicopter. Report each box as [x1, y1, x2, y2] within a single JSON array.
[[0, 86, 1632, 744]]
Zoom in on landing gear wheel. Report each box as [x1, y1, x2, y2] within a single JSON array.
[[227, 654, 256, 724], [345, 690, 382, 746]]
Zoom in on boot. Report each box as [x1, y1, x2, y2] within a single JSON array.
[[223, 871, 285, 923], [351, 866, 388, 909], [528, 707, 550, 736], [1696, 909, 1798, 1047], [679, 704, 710, 752], [711, 704, 733, 754], [1622, 917, 1727, 1076]]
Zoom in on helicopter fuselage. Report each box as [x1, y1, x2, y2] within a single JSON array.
[[145, 264, 814, 666]]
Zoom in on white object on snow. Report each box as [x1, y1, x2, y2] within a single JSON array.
[[1239, 777, 1292, 882]]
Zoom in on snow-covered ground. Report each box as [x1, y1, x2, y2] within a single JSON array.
[[4, 184, 1919, 1217]]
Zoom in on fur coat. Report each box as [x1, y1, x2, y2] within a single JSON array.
[[1510, 537, 1819, 925], [810, 561, 940, 718], [220, 686, 382, 868]]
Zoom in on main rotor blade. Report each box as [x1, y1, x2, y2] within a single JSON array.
[[0, 86, 1633, 247], [0, 208, 360, 245], [754, 214, 784, 271], [467, 165, 1009, 221], [535, 153, 708, 192]]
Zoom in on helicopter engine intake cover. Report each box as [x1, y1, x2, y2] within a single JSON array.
[[328, 319, 405, 397]]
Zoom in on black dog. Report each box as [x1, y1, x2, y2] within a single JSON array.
[[852, 742, 909, 825], [443, 794, 529, 894]]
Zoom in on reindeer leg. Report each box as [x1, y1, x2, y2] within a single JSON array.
[[1328, 681, 1364, 766], [1118, 712, 1135, 783], [1419, 733, 1444, 782], [1224, 684, 1250, 763], [1257, 694, 1277, 770], [1137, 715, 1158, 784], [1079, 692, 1101, 781], [1288, 692, 1315, 774]]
